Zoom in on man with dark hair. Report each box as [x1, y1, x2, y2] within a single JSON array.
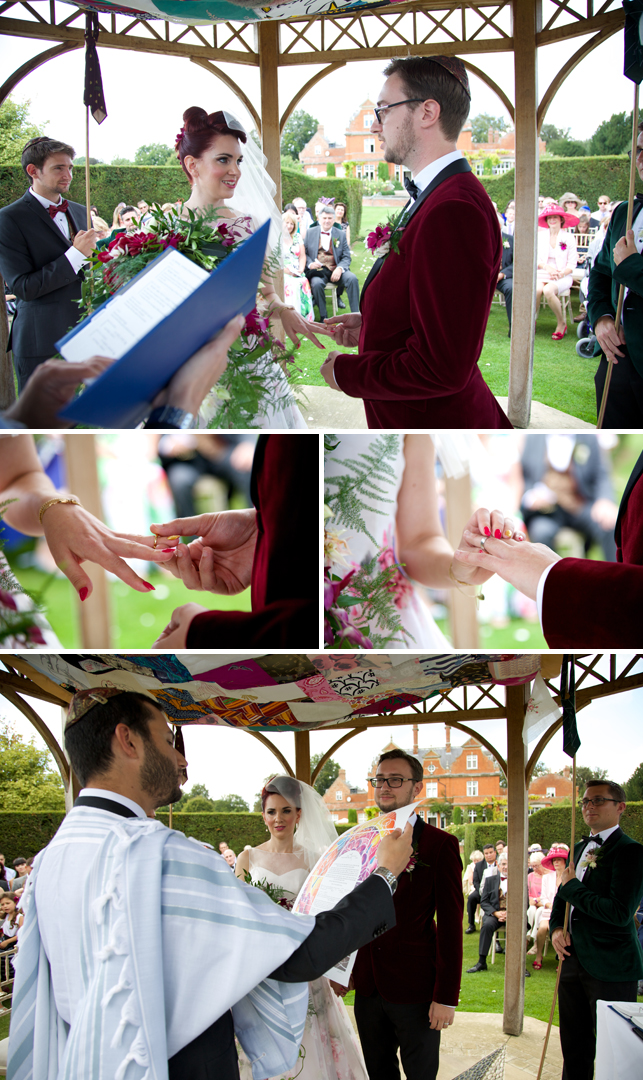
[[321, 55, 511, 430], [304, 206, 358, 320], [8, 688, 412, 1080], [349, 750, 464, 1080], [550, 781, 643, 1080], [0, 135, 97, 391], [465, 843, 497, 933]]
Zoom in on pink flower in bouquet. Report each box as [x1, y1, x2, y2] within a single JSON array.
[[244, 307, 271, 341], [324, 569, 355, 610], [27, 625, 47, 646], [377, 529, 414, 609], [366, 224, 392, 252], [0, 589, 17, 611]]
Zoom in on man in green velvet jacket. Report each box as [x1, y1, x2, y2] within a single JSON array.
[[550, 780, 643, 1080], [588, 119, 643, 426]]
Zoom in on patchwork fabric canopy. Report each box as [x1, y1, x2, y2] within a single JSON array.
[[20, 653, 543, 731], [60, 0, 389, 25]]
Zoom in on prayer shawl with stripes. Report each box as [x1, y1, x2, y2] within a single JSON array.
[[7, 807, 315, 1080]]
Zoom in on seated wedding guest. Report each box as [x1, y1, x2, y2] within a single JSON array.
[[0, 857, 11, 891], [111, 201, 125, 228], [573, 213, 592, 283], [120, 205, 140, 233], [0, 854, 15, 885], [90, 206, 110, 238], [536, 203, 578, 340], [520, 434, 618, 562], [465, 843, 496, 933], [11, 858, 32, 892], [292, 196, 313, 236], [6, 687, 411, 1080], [0, 136, 98, 392], [527, 851, 547, 943], [0, 893, 23, 977], [463, 850, 483, 897], [502, 204, 515, 235], [334, 200, 351, 247], [453, 441, 643, 645], [530, 844, 567, 970], [222, 849, 237, 869], [559, 191, 583, 216], [304, 205, 359, 320], [158, 434, 255, 519], [467, 854, 511, 973], [219, 842, 229, 853], [0, 313, 243, 429], [281, 210, 314, 321], [496, 840, 505, 857], [496, 232, 513, 336], [590, 194, 611, 228], [137, 199, 153, 225], [150, 435, 317, 649]]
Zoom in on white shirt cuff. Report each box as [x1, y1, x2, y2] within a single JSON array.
[[536, 562, 557, 630], [65, 246, 88, 274]]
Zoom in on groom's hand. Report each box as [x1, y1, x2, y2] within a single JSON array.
[[454, 535, 561, 600], [151, 509, 257, 595], [453, 508, 525, 586], [320, 352, 340, 390], [429, 1003, 455, 1031], [376, 822, 413, 878], [151, 602, 207, 649], [324, 313, 361, 348]]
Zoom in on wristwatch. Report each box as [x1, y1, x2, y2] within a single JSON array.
[[374, 866, 398, 894], [145, 406, 195, 429]]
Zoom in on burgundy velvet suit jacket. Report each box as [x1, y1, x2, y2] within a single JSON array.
[[333, 172, 512, 430], [542, 454, 643, 647], [186, 434, 318, 648], [353, 819, 464, 1006]]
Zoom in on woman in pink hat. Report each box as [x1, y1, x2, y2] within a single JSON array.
[[536, 204, 579, 339], [531, 843, 569, 968]]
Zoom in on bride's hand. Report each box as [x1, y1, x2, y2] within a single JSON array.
[[278, 306, 327, 351], [453, 536, 561, 600], [453, 508, 525, 585]]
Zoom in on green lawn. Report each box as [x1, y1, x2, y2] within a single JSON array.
[[292, 213, 598, 425], [8, 563, 251, 649]]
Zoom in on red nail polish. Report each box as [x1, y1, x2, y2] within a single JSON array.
[[79, 586, 88, 602], [144, 582, 156, 591], [495, 529, 502, 539], [161, 548, 175, 553], [484, 527, 491, 536]]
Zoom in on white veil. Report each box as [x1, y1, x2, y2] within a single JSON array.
[[223, 111, 284, 264], [264, 775, 338, 866]]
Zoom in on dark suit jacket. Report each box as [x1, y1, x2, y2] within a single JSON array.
[[303, 223, 352, 272], [332, 170, 512, 429], [472, 856, 496, 892], [550, 828, 643, 982], [587, 199, 643, 375], [270, 874, 395, 982], [542, 454, 643, 646], [0, 188, 87, 357], [353, 818, 464, 1006], [499, 233, 513, 279], [521, 434, 614, 511], [186, 434, 317, 648], [480, 868, 505, 916]]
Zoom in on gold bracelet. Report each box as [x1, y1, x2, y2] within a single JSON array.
[[38, 495, 82, 525], [266, 302, 295, 318], [448, 561, 484, 604]]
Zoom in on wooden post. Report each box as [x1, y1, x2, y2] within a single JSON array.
[[0, 283, 15, 411], [63, 434, 112, 647], [294, 730, 311, 784], [507, 0, 539, 428], [443, 473, 479, 649], [258, 22, 282, 205], [503, 681, 529, 1035]]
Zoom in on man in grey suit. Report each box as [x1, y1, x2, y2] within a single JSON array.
[[0, 136, 97, 391], [304, 206, 359, 320]]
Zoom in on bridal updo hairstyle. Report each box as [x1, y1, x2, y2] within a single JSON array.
[[261, 775, 302, 811], [176, 106, 247, 182]]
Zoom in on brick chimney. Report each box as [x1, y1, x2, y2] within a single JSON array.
[[338, 769, 346, 783], [562, 765, 570, 780], [413, 724, 419, 756], [445, 725, 451, 754]]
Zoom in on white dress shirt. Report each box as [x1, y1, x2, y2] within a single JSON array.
[[318, 228, 333, 252], [411, 150, 464, 196], [576, 824, 620, 881], [78, 786, 147, 818], [29, 187, 87, 274]]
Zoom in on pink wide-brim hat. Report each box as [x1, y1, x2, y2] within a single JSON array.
[[541, 845, 570, 872], [538, 204, 579, 229]]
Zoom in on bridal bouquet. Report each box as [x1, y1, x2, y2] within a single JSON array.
[[78, 205, 297, 428]]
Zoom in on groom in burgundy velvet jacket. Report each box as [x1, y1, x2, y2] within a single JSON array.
[[320, 56, 512, 430], [348, 750, 464, 1080]]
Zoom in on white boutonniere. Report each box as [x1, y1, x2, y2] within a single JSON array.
[[503, 240, 510, 248], [579, 846, 605, 872], [333, 238, 340, 248]]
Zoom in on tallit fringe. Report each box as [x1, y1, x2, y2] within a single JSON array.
[[114, 1029, 150, 1080]]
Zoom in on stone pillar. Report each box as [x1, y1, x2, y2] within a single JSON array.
[[507, 0, 539, 427]]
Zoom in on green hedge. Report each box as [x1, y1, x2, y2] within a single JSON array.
[[479, 155, 642, 210], [0, 811, 355, 861], [527, 801, 643, 851], [0, 164, 362, 239], [464, 823, 507, 861]]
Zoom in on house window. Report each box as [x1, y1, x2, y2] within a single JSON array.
[[467, 781, 478, 797], [468, 809, 477, 823], [504, 809, 508, 821], [356, 165, 362, 178], [358, 813, 366, 823], [466, 754, 478, 769], [363, 163, 376, 179], [427, 763, 436, 774], [335, 790, 343, 800], [364, 139, 375, 154], [426, 783, 438, 798], [314, 145, 322, 155], [364, 113, 374, 128], [547, 786, 556, 797]]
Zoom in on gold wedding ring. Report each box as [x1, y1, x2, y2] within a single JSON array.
[[152, 534, 158, 550]]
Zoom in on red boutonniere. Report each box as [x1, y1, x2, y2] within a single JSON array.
[[405, 842, 430, 878]]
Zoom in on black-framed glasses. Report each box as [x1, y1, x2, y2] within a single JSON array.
[[373, 99, 425, 123], [579, 797, 618, 808], [369, 776, 415, 789]]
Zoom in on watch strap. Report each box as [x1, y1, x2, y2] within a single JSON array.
[[146, 406, 195, 429], [374, 866, 398, 894]]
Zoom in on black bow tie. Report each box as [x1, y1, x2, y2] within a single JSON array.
[[404, 177, 420, 201], [581, 835, 603, 846]]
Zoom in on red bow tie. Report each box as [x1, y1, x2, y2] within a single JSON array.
[[321, 230, 331, 235], [47, 200, 68, 219]]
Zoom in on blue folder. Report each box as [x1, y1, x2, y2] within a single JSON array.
[[58, 220, 269, 428]]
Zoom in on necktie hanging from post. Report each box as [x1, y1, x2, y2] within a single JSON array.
[[83, 11, 108, 230], [597, 0, 643, 427]]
